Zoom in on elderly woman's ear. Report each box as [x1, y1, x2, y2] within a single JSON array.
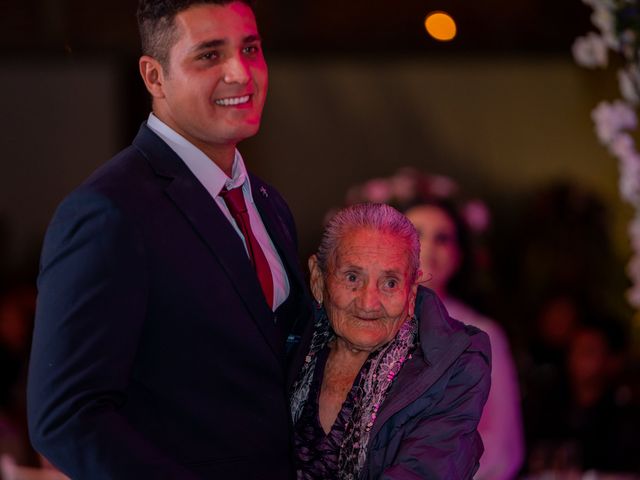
[[407, 270, 421, 318], [409, 282, 418, 318], [308, 255, 324, 304]]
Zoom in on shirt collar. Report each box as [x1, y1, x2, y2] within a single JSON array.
[[146, 113, 253, 202]]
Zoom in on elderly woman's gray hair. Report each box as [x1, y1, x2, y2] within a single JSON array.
[[316, 203, 421, 282]]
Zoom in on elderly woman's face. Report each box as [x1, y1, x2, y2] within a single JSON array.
[[310, 228, 417, 353]]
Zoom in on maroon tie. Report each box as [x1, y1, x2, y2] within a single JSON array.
[[220, 187, 274, 309]]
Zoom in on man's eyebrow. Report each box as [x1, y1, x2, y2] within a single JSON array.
[[190, 35, 261, 54], [191, 39, 226, 53], [243, 34, 261, 44]]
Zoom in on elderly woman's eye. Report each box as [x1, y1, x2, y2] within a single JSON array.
[[385, 278, 398, 289], [346, 273, 358, 282]]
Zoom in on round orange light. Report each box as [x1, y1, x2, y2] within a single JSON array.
[[424, 12, 457, 42]]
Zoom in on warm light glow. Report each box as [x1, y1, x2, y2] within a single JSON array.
[[424, 12, 457, 42]]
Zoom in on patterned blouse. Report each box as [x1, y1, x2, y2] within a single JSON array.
[[293, 345, 363, 479]]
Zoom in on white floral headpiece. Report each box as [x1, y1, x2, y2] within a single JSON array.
[[336, 167, 491, 235]]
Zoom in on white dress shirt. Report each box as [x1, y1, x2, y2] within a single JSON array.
[[147, 113, 290, 311]]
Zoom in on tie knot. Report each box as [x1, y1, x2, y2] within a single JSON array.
[[220, 186, 248, 215]]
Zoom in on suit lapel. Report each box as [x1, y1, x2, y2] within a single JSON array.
[[251, 176, 310, 349], [250, 177, 305, 295], [133, 125, 282, 359]]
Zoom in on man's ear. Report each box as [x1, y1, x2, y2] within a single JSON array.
[[308, 255, 324, 304], [139, 55, 166, 99]]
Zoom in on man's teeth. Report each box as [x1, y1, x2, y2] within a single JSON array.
[[215, 95, 250, 106]]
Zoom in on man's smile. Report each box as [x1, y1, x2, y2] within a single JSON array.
[[214, 94, 252, 106]]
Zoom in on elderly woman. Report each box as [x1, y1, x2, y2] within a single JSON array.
[[290, 203, 491, 479]]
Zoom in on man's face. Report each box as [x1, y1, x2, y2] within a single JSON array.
[[151, 2, 268, 153]]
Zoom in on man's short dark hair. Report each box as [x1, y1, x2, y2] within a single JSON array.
[[137, 0, 256, 69]]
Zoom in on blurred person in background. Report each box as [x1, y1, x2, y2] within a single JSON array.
[[525, 317, 640, 474], [519, 290, 584, 416], [405, 199, 524, 480], [509, 182, 631, 375]]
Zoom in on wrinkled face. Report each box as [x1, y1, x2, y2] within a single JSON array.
[[405, 205, 461, 295], [310, 228, 418, 352], [148, 2, 267, 153]]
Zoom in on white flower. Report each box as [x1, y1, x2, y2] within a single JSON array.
[[620, 174, 640, 205], [362, 179, 392, 203], [620, 29, 637, 60], [618, 65, 640, 105], [626, 282, 640, 308], [462, 200, 491, 233], [628, 214, 640, 251], [427, 175, 458, 198], [627, 252, 640, 281], [618, 152, 640, 204], [611, 136, 640, 205], [389, 170, 418, 203], [592, 100, 638, 145], [606, 133, 640, 204], [591, 7, 619, 49], [572, 33, 609, 68], [609, 131, 636, 157], [582, 0, 616, 9]]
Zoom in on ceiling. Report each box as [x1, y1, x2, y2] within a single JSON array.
[[3, 0, 593, 57]]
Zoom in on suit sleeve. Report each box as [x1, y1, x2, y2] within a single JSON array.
[[27, 190, 199, 479], [380, 334, 492, 480]]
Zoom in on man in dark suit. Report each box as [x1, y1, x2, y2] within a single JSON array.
[[27, 1, 308, 478]]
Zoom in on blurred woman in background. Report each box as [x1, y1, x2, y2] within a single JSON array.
[[405, 199, 524, 480]]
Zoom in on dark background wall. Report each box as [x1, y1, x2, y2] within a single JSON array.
[[0, 1, 634, 331]]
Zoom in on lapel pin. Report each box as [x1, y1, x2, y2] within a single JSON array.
[[259, 186, 269, 198]]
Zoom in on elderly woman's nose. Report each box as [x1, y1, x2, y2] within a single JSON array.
[[356, 282, 382, 310]]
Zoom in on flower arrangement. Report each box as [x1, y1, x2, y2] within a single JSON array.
[[573, 0, 640, 308]]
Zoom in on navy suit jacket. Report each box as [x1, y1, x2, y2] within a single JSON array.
[[27, 124, 309, 479]]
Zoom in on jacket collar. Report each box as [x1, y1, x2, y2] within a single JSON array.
[[416, 287, 470, 365], [367, 286, 474, 441]]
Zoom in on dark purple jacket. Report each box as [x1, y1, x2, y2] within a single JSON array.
[[362, 287, 491, 479]]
